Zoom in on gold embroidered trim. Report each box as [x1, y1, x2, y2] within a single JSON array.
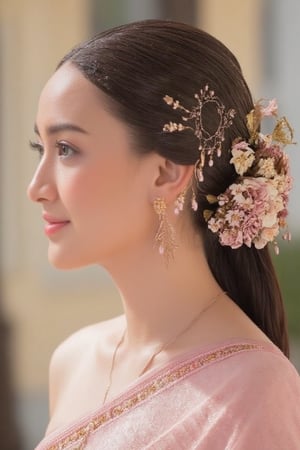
[[46, 343, 260, 450]]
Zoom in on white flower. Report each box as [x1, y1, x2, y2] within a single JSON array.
[[229, 183, 246, 196], [230, 147, 255, 176], [208, 217, 222, 233], [261, 225, 280, 241], [225, 210, 244, 226], [261, 212, 278, 228], [253, 236, 268, 249]]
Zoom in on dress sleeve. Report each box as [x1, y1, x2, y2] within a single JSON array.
[[191, 351, 300, 450], [223, 353, 300, 450], [145, 349, 300, 450]]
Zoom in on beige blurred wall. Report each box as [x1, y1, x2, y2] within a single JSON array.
[[0, 0, 262, 396], [0, 0, 122, 395], [199, 0, 262, 93]]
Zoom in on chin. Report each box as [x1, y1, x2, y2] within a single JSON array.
[[48, 248, 93, 270]]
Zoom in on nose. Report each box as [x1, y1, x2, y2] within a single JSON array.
[[27, 159, 57, 203]]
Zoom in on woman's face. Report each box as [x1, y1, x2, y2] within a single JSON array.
[[28, 64, 158, 269]]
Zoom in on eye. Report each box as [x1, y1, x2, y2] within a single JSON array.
[[55, 141, 78, 159], [29, 140, 44, 159]]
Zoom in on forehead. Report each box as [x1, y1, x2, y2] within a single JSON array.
[[36, 63, 116, 133], [40, 63, 97, 106]]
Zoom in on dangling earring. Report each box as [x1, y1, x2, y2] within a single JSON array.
[[174, 190, 186, 215], [153, 197, 177, 264], [191, 189, 198, 211]]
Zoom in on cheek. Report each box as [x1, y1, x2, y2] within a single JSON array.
[[52, 159, 155, 267], [59, 162, 145, 232], [59, 166, 109, 219]]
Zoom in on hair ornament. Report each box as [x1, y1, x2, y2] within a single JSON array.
[[246, 98, 294, 146], [204, 99, 294, 254], [163, 85, 236, 182]]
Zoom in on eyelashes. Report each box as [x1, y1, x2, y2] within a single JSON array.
[[55, 141, 79, 159], [29, 140, 44, 159], [29, 140, 79, 160]]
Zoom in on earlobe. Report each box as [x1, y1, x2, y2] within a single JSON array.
[[153, 159, 194, 203]]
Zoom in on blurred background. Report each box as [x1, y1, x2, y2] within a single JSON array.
[[0, 0, 299, 448]]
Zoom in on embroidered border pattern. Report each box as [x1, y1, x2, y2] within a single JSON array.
[[46, 343, 260, 450]]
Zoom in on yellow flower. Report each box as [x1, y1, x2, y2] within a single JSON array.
[[257, 158, 277, 178]]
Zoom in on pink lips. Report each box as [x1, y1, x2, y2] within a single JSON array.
[[42, 213, 70, 236]]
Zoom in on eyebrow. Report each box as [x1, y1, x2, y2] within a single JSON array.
[[34, 122, 89, 136]]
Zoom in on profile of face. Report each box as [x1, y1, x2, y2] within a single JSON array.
[[28, 64, 162, 270]]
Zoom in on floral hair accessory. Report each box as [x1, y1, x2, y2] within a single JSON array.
[[163, 85, 236, 182], [204, 99, 294, 254]]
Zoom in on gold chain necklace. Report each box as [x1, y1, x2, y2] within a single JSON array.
[[102, 291, 224, 405]]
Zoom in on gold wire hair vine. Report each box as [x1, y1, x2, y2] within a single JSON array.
[[163, 85, 236, 183]]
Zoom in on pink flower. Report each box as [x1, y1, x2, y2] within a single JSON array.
[[241, 215, 262, 247], [232, 140, 253, 151], [240, 178, 270, 215], [260, 99, 278, 117], [204, 97, 293, 253], [261, 143, 282, 159], [219, 228, 243, 249], [278, 208, 288, 219]]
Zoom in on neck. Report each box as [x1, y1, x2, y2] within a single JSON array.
[[102, 229, 222, 350]]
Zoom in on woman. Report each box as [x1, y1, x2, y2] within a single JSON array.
[[28, 20, 300, 449]]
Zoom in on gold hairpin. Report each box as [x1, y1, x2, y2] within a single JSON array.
[[163, 85, 236, 182]]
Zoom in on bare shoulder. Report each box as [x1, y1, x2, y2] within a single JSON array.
[[50, 315, 124, 363], [48, 315, 124, 417]]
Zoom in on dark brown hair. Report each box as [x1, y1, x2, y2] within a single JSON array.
[[59, 19, 289, 356]]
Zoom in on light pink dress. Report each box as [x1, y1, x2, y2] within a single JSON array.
[[35, 339, 300, 449]]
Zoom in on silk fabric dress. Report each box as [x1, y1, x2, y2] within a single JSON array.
[[35, 338, 300, 450]]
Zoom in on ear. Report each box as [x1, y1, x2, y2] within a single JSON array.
[[151, 158, 194, 203]]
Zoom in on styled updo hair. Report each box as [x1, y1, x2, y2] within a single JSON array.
[[58, 19, 289, 356]]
